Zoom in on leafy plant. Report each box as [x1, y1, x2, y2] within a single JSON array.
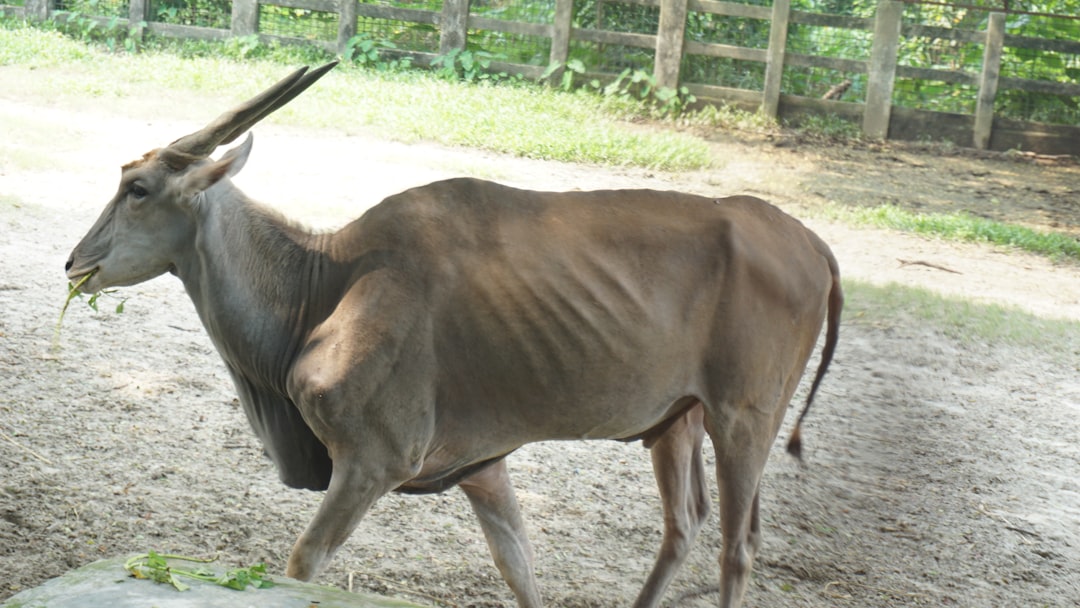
[[54, 271, 129, 348], [223, 33, 260, 60], [540, 58, 587, 91], [50, 10, 144, 53], [431, 48, 516, 84], [124, 551, 275, 592], [344, 34, 413, 71], [541, 61, 695, 117], [591, 67, 696, 117]]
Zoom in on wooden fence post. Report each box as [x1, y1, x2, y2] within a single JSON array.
[[128, 0, 148, 30], [231, 0, 258, 37], [440, 0, 470, 56], [761, 0, 791, 118], [654, 0, 689, 90], [547, 0, 574, 84], [974, 12, 1005, 150], [863, 0, 903, 139], [25, 0, 50, 20], [337, 0, 357, 55]]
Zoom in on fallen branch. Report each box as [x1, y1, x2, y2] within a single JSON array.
[[0, 427, 53, 465], [897, 258, 962, 274], [977, 503, 1040, 543]]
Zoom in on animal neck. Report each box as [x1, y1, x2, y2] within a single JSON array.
[[176, 185, 341, 392]]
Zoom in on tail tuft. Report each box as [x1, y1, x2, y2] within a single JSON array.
[[786, 424, 803, 460]]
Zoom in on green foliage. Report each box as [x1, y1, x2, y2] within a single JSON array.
[[50, 10, 145, 53], [223, 33, 261, 60], [0, 19, 97, 64], [540, 58, 587, 91], [343, 34, 413, 71], [592, 67, 697, 117], [542, 61, 696, 117], [430, 48, 522, 84], [153, 0, 229, 29], [54, 271, 127, 349], [124, 552, 274, 592]]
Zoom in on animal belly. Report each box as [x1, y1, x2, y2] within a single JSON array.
[[435, 308, 695, 443], [434, 245, 708, 443]]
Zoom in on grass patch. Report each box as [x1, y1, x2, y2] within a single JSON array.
[[0, 20, 712, 171], [819, 203, 1080, 263], [844, 279, 1080, 355], [0, 23, 98, 65]]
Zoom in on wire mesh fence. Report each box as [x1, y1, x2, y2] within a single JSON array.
[[468, 0, 554, 65], [351, 0, 441, 52], [566, 0, 657, 73], [153, 0, 230, 28], [470, 0, 554, 23], [54, 0, 126, 18], [899, 0, 1080, 123], [258, 4, 335, 41]]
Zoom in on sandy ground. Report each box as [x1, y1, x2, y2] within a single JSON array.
[[1, 65, 1080, 608]]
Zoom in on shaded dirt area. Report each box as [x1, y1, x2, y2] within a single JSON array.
[[2, 66, 1080, 608]]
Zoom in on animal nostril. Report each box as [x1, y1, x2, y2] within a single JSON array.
[[65, 258, 73, 271]]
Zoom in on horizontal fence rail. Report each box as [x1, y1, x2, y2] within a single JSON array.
[[3, 0, 1078, 154]]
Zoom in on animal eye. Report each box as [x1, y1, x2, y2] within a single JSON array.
[[130, 185, 149, 200]]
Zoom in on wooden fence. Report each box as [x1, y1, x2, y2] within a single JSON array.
[[5, 0, 1080, 155]]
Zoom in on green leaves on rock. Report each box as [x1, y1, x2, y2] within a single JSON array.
[[123, 551, 275, 592]]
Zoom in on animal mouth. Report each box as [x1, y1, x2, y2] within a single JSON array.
[[66, 267, 99, 293]]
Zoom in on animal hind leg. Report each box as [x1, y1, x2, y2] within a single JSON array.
[[708, 407, 778, 608], [459, 459, 543, 608], [633, 403, 710, 608]]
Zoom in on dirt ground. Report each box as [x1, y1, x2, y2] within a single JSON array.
[[1, 66, 1079, 608]]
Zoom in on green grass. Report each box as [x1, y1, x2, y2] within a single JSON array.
[[844, 279, 1080, 355], [818, 203, 1080, 263], [0, 23, 97, 65], [0, 20, 713, 171]]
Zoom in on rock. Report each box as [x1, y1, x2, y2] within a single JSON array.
[[1, 556, 425, 608]]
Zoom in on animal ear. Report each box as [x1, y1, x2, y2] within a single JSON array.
[[174, 133, 254, 200], [218, 132, 254, 178]]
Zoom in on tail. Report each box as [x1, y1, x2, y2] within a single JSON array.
[[786, 251, 843, 460]]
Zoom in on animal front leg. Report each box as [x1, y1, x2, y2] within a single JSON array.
[[459, 459, 542, 608], [286, 461, 396, 581]]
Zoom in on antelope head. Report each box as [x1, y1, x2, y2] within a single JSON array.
[[65, 62, 337, 293]]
